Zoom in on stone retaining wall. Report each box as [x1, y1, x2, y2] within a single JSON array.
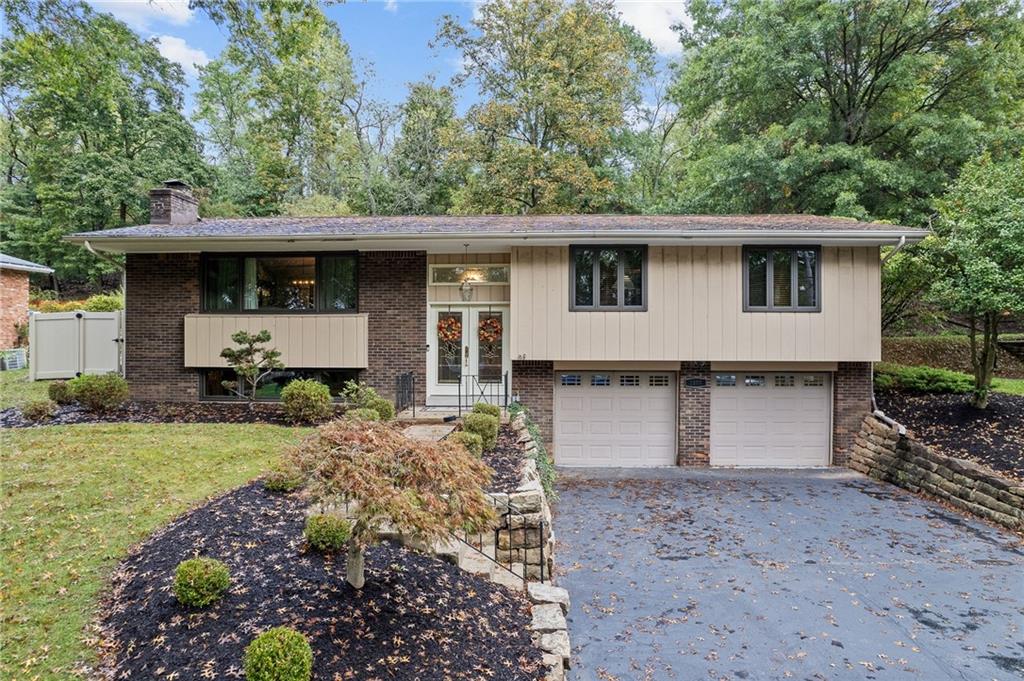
[[849, 414, 1024, 532]]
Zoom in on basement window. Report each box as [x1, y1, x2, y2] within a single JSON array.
[[201, 368, 360, 400]]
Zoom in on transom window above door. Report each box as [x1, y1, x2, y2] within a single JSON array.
[[202, 254, 357, 313], [570, 245, 646, 311], [744, 246, 820, 312]]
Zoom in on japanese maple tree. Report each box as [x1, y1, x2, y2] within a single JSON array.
[[285, 419, 496, 588]]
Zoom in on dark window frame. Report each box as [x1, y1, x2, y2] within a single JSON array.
[[199, 252, 359, 314], [742, 245, 822, 313], [198, 367, 361, 401], [569, 245, 648, 311]]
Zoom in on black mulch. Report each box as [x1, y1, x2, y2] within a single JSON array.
[[875, 390, 1024, 482], [0, 401, 306, 428], [480, 424, 526, 493], [98, 483, 543, 681]]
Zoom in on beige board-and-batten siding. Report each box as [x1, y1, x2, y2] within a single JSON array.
[[427, 253, 511, 303], [510, 245, 881, 362], [183, 314, 368, 368]]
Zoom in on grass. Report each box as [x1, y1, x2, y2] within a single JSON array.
[[992, 377, 1024, 396], [0, 422, 310, 680], [0, 368, 49, 410]]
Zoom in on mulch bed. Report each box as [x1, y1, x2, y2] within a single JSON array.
[[0, 401, 305, 428], [480, 424, 526, 493], [875, 390, 1024, 482], [97, 482, 543, 681]]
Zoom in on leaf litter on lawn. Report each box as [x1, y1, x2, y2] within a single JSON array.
[[96, 483, 543, 680]]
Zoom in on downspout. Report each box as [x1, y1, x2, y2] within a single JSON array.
[[873, 235, 908, 412]]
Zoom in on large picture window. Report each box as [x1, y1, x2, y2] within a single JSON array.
[[570, 245, 646, 311], [201, 368, 360, 400], [201, 254, 358, 313], [744, 246, 820, 312]]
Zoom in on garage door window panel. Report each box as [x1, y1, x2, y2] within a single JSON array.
[[570, 246, 647, 311], [744, 246, 820, 312]]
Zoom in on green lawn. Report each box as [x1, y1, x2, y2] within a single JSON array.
[[992, 377, 1024, 396], [0, 368, 49, 410], [0, 422, 310, 679]]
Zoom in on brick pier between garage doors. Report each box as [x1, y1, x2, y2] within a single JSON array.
[[511, 360, 872, 468]]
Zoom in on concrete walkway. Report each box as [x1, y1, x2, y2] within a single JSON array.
[[553, 468, 1024, 681]]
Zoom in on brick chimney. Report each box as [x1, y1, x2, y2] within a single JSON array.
[[149, 179, 199, 224]]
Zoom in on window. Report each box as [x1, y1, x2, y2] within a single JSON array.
[[744, 375, 766, 386], [715, 374, 736, 387], [743, 247, 820, 312], [591, 374, 611, 386], [570, 246, 646, 310], [201, 368, 360, 400], [430, 265, 509, 285], [774, 375, 795, 387], [803, 375, 825, 387], [201, 254, 358, 313], [560, 374, 582, 386], [649, 375, 670, 387], [620, 375, 640, 386]]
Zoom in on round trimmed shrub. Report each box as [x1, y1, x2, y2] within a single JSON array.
[[304, 514, 351, 552], [471, 402, 501, 418], [244, 627, 313, 681], [345, 407, 380, 421], [463, 412, 499, 451], [68, 373, 129, 413], [173, 557, 230, 607], [367, 396, 395, 421], [264, 466, 303, 493], [280, 379, 334, 424], [450, 430, 483, 457], [21, 399, 57, 422], [47, 380, 74, 405]]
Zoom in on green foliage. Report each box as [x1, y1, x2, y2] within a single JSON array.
[[264, 465, 304, 493], [21, 399, 57, 422], [345, 407, 380, 421], [508, 402, 556, 499], [47, 380, 74, 405], [303, 514, 352, 552], [68, 373, 129, 413], [462, 412, 499, 451], [471, 402, 501, 418], [450, 430, 484, 457], [219, 330, 284, 401], [243, 627, 313, 681], [340, 381, 394, 420], [173, 557, 231, 607], [280, 379, 334, 424], [874, 363, 974, 394], [367, 397, 396, 421], [80, 293, 124, 312]]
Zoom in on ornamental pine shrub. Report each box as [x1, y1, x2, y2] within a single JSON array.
[[21, 399, 57, 422], [173, 557, 230, 607], [463, 412, 499, 451], [243, 627, 313, 681], [449, 430, 483, 457], [345, 407, 380, 421], [280, 379, 334, 424], [304, 514, 352, 552], [47, 380, 74, 405], [471, 402, 501, 418], [68, 373, 129, 412]]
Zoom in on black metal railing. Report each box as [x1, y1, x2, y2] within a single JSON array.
[[395, 371, 415, 417], [456, 371, 509, 416], [448, 493, 546, 584]]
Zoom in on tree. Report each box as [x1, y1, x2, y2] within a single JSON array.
[[880, 245, 936, 335], [219, 329, 284, 401], [285, 419, 496, 588], [436, 0, 649, 213], [669, 0, 1024, 223], [929, 153, 1024, 408]]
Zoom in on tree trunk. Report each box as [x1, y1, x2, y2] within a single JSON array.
[[969, 311, 999, 409], [346, 541, 365, 589]]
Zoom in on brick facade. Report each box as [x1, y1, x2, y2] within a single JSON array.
[[358, 251, 427, 404], [511, 360, 553, 449], [832, 361, 873, 465], [1, 269, 29, 349], [678, 362, 712, 466], [125, 253, 200, 401]]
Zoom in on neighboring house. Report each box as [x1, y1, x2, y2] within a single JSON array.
[[0, 253, 54, 350], [68, 181, 929, 468]]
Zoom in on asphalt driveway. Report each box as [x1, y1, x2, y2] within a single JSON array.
[[554, 468, 1024, 681]]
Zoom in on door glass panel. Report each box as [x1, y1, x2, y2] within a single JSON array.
[[747, 250, 768, 307], [477, 311, 503, 383], [437, 311, 463, 384], [574, 249, 594, 306], [623, 247, 643, 307], [772, 250, 792, 307], [598, 249, 619, 306]]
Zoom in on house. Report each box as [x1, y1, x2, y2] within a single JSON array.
[[67, 181, 929, 468], [1, 253, 54, 350]]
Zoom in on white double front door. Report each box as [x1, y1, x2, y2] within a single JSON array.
[[427, 305, 510, 405]]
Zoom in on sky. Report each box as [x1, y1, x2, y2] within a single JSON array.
[[85, 0, 689, 113]]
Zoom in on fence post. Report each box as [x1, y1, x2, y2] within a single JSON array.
[[28, 312, 37, 381]]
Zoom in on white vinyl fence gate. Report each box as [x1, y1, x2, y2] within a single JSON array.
[[29, 311, 123, 380]]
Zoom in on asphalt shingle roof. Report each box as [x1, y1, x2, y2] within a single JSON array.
[[0, 252, 54, 273]]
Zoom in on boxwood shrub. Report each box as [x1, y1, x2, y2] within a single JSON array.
[[173, 557, 230, 607], [462, 412, 499, 451], [449, 430, 484, 457], [303, 514, 352, 552], [345, 407, 380, 421], [21, 399, 57, 422], [68, 373, 129, 412], [47, 380, 74, 405], [471, 402, 501, 418], [244, 627, 313, 681], [280, 379, 334, 424]]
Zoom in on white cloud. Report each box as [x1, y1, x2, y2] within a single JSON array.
[[384, 0, 399, 13], [614, 1, 689, 56], [88, 0, 193, 32], [155, 35, 210, 76]]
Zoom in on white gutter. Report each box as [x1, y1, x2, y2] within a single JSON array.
[[84, 239, 125, 269]]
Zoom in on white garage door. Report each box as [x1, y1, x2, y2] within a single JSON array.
[[711, 372, 831, 467], [554, 371, 677, 467]]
